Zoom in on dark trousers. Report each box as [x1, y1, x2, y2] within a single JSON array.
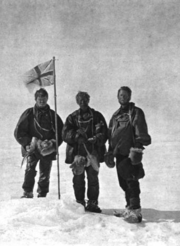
[[22, 153, 52, 195], [72, 165, 99, 202], [116, 155, 141, 209]]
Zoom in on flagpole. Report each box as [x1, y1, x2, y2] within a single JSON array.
[[53, 56, 61, 200]]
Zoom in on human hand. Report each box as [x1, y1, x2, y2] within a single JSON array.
[[104, 151, 115, 168]]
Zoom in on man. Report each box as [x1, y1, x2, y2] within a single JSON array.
[[14, 88, 63, 198], [107, 86, 151, 223], [62, 91, 108, 213]]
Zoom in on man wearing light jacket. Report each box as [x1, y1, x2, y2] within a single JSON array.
[[107, 86, 151, 223], [14, 88, 63, 198]]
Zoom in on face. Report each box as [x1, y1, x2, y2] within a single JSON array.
[[36, 96, 48, 108], [118, 89, 131, 106], [77, 96, 89, 111]]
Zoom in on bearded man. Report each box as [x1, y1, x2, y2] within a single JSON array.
[[108, 86, 151, 223]]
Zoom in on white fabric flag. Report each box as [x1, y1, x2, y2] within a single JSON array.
[[23, 60, 54, 91]]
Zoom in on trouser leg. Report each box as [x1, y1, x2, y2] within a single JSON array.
[[22, 154, 38, 193], [37, 158, 52, 196], [86, 165, 99, 202], [73, 172, 85, 202], [127, 179, 141, 209], [116, 155, 130, 207], [116, 170, 130, 207], [116, 154, 141, 208]]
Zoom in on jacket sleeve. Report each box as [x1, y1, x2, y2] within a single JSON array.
[[57, 114, 64, 146], [107, 117, 114, 151], [133, 108, 151, 146], [62, 114, 77, 145], [94, 112, 108, 146], [14, 109, 32, 148]]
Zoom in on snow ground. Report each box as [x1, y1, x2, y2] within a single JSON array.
[[0, 140, 180, 246]]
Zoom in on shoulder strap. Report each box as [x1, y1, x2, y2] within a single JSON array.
[[32, 107, 55, 139], [129, 105, 135, 146]]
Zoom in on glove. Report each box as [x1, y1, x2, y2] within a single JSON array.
[[104, 151, 115, 168], [70, 155, 87, 175], [128, 147, 143, 165], [117, 157, 145, 180], [37, 139, 56, 156]]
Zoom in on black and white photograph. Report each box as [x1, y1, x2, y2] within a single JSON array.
[[0, 0, 180, 245]]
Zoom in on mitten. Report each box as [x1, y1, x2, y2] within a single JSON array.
[[117, 157, 145, 180], [37, 139, 56, 156], [104, 151, 115, 168], [70, 155, 87, 175], [128, 148, 143, 165]]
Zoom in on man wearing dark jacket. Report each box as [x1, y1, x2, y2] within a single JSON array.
[[14, 88, 63, 198], [108, 86, 151, 223], [62, 91, 108, 213]]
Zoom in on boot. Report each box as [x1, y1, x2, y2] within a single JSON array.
[[85, 200, 101, 213], [76, 200, 86, 207], [125, 192, 130, 208], [21, 191, 33, 198], [114, 205, 130, 218], [37, 193, 47, 198], [123, 208, 142, 223]]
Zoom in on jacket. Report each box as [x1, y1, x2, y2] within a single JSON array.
[[14, 104, 64, 160], [62, 107, 108, 163], [109, 102, 151, 156]]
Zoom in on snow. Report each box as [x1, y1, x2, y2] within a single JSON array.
[[0, 141, 180, 246]]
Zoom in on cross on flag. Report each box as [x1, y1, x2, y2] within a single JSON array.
[[23, 60, 54, 89]]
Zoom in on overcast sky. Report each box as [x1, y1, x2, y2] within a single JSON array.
[[1, 0, 180, 144]]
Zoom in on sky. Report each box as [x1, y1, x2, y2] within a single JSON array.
[[1, 0, 180, 145]]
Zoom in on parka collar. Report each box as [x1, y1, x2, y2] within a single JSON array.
[[113, 102, 135, 117]]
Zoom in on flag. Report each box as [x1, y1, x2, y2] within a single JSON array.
[[23, 60, 54, 89]]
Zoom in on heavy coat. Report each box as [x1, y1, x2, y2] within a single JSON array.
[[109, 102, 151, 156], [14, 104, 63, 160], [62, 107, 108, 163]]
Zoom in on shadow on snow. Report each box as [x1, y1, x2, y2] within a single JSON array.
[[102, 208, 180, 223]]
